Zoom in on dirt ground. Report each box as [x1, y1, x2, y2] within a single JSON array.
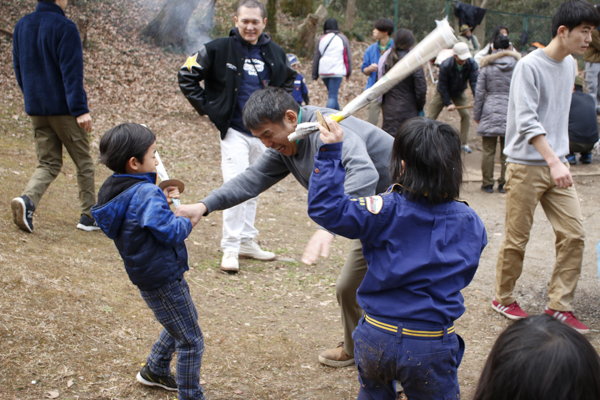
[[1, 1, 600, 399]]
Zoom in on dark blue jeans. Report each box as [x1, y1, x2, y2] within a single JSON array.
[[140, 277, 205, 400], [353, 316, 464, 400], [322, 77, 342, 110]]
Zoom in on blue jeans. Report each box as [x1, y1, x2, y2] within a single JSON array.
[[140, 277, 205, 400], [322, 77, 342, 110], [353, 316, 464, 400]]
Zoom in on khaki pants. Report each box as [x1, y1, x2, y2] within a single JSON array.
[[426, 90, 470, 145], [336, 239, 367, 357], [23, 115, 96, 218], [365, 101, 381, 127], [481, 136, 507, 187], [495, 163, 585, 311]]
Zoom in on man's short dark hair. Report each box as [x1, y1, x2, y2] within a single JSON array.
[[374, 18, 394, 36], [99, 123, 156, 174], [391, 118, 462, 204], [237, 0, 266, 19], [243, 87, 300, 131], [473, 315, 600, 400], [551, 0, 600, 38]]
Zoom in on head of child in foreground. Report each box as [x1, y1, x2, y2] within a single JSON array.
[[99, 123, 158, 174], [550, 0, 600, 55], [391, 118, 462, 205], [473, 314, 600, 400]]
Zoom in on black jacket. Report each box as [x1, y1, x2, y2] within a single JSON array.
[[569, 88, 600, 144], [178, 28, 296, 139], [437, 56, 479, 106]]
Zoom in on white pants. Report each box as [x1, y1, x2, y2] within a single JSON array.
[[220, 128, 267, 252], [585, 61, 600, 108]]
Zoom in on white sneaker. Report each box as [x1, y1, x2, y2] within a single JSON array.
[[220, 251, 239, 272], [239, 240, 276, 261]]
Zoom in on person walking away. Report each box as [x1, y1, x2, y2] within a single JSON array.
[[11, 0, 97, 233], [583, 4, 600, 114], [312, 18, 352, 110], [380, 29, 426, 136], [287, 54, 310, 105], [492, 0, 600, 334], [473, 34, 521, 193], [426, 42, 479, 153], [178, 0, 297, 272], [567, 75, 599, 164], [361, 18, 394, 125]]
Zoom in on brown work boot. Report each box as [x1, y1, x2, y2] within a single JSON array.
[[318, 342, 355, 367]]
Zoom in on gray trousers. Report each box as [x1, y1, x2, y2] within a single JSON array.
[[585, 61, 600, 108]]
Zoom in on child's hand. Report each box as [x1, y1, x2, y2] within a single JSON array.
[[317, 117, 344, 144], [163, 186, 180, 205]]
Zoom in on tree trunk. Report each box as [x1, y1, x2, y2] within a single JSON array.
[[266, 0, 277, 35], [291, 4, 328, 57], [141, 0, 201, 49], [292, 0, 313, 17], [345, 0, 356, 31]]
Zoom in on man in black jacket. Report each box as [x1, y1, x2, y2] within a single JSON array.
[[178, 0, 296, 272], [427, 42, 479, 152], [567, 76, 599, 164]]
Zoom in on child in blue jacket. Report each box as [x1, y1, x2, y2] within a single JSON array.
[[287, 54, 310, 105], [308, 117, 487, 400], [91, 123, 204, 400]]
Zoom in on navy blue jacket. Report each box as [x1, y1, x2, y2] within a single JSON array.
[[437, 56, 478, 106], [308, 143, 487, 325], [91, 173, 192, 291], [13, 2, 89, 117], [569, 87, 600, 144]]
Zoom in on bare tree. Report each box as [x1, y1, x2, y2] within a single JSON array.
[[266, 0, 277, 35], [141, 0, 201, 48], [345, 0, 356, 31]]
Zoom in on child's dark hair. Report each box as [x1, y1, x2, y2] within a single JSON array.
[[391, 118, 462, 204], [99, 123, 156, 174], [551, 0, 600, 38], [473, 315, 600, 400], [487, 24, 509, 54], [374, 18, 394, 36], [323, 18, 339, 32], [493, 34, 510, 51]]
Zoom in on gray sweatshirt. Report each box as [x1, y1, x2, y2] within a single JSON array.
[[504, 49, 576, 165], [201, 106, 393, 214]]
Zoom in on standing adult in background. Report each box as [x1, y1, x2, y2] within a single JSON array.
[[380, 29, 426, 136], [473, 34, 521, 194], [312, 18, 352, 110], [11, 0, 97, 233], [361, 18, 394, 126], [474, 24, 514, 64], [178, 0, 296, 273], [567, 76, 599, 164], [583, 4, 600, 114], [492, 0, 599, 334], [457, 24, 481, 56], [427, 42, 479, 153]]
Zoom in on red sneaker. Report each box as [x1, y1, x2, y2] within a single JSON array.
[[492, 299, 529, 320], [544, 307, 590, 334]]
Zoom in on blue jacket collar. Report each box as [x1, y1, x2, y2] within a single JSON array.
[[113, 171, 157, 184], [36, 1, 66, 17]]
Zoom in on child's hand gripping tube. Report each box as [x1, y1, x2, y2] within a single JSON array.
[[287, 111, 345, 141]]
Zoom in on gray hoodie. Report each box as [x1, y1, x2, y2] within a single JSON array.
[[473, 50, 521, 137], [201, 106, 393, 214], [503, 49, 576, 165]]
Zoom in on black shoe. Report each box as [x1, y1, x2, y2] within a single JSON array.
[[498, 184, 505, 194], [136, 364, 177, 392], [77, 215, 100, 231], [481, 185, 493, 193], [580, 153, 592, 164], [11, 195, 34, 233]]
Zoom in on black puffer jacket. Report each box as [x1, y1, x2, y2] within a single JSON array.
[[436, 56, 479, 106], [381, 49, 427, 136], [473, 50, 521, 137], [178, 28, 296, 139]]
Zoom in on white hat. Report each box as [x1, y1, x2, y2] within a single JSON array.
[[453, 42, 471, 60]]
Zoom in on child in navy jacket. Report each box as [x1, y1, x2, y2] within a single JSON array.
[[91, 123, 204, 400], [308, 117, 487, 399]]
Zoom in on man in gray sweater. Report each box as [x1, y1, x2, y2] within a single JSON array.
[[492, 0, 600, 334], [176, 87, 393, 367]]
